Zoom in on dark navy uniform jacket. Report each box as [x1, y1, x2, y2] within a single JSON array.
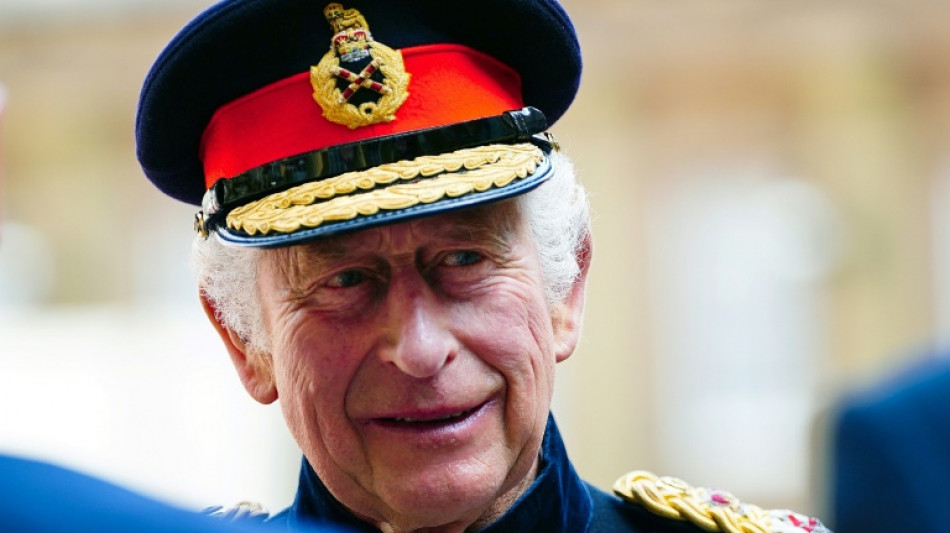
[[831, 355, 950, 533], [260, 416, 708, 533]]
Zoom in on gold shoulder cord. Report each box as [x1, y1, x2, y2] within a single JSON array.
[[206, 501, 269, 522], [613, 471, 830, 533]]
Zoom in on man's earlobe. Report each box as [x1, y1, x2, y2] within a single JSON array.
[[552, 231, 593, 363], [199, 290, 278, 404]]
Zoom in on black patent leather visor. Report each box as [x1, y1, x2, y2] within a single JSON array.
[[197, 107, 557, 248]]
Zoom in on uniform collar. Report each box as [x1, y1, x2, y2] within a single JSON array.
[[282, 414, 592, 532]]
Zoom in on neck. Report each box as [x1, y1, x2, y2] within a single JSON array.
[[366, 456, 540, 533], [290, 416, 592, 533]]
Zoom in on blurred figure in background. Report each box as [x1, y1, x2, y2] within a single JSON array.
[[1, 454, 351, 532], [829, 353, 950, 533]]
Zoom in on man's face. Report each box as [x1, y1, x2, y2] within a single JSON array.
[[245, 201, 582, 530]]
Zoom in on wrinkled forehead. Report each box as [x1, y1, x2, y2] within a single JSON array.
[[266, 199, 525, 264]]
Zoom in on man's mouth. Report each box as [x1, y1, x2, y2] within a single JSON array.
[[362, 399, 498, 446], [374, 401, 489, 430], [389, 407, 474, 424]]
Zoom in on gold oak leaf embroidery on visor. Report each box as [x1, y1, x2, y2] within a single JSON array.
[[226, 143, 545, 235]]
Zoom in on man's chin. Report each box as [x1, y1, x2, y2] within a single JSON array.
[[365, 451, 540, 533]]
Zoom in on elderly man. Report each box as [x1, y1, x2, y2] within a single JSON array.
[[136, 1, 829, 531]]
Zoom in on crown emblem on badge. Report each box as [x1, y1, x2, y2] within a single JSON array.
[[311, 3, 411, 129]]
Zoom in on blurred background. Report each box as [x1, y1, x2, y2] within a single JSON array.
[[3, 0, 950, 520]]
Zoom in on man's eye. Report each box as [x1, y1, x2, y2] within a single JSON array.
[[327, 270, 366, 288], [442, 250, 483, 267]]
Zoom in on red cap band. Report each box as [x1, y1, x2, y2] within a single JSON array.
[[200, 43, 524, 189]]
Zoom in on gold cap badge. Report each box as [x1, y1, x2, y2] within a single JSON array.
[[310, 3, 410, 129]]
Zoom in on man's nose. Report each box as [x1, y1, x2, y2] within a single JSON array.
[[376, 270, 457, 378]]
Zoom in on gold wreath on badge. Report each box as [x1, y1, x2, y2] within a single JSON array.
[[311, 3, 410, 129]]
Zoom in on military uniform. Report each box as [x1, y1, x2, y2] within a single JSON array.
[[211, 417, 829, 533]]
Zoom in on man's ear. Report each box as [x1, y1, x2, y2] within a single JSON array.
[[551, 230, 593, 363], [199, 290, 278, 405]]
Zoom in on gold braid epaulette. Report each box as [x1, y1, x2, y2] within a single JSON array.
[[205, 501, 270, 522], [613, 471, 832, 533]]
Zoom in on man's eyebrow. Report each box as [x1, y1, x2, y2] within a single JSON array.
[[437, 219, 508, 244], [432, 205, 520, 251], [266, 238, 353, 291], [291, 238, 352, 263], [282, 241, 360, 288], [273, 202, 521, 270]]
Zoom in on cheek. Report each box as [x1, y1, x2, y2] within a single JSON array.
[[458, 285, 558, 405], [270, 310, 362, 391], [473, 280, 554, 352], [270, 322, 365, 452], [459, 288, 557, 480], [272, 343, 326, 441]]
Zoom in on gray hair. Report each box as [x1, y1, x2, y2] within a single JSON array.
[[192, 150, 590, 353]]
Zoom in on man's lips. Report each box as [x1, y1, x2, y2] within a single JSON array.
[[389, 408, 473, 424], [369, 399, 492, 429]]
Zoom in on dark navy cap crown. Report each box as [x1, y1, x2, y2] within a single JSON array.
[[135, 0, 582, 247]]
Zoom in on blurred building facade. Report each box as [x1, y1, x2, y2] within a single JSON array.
[[3, 0, 950, 517]]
